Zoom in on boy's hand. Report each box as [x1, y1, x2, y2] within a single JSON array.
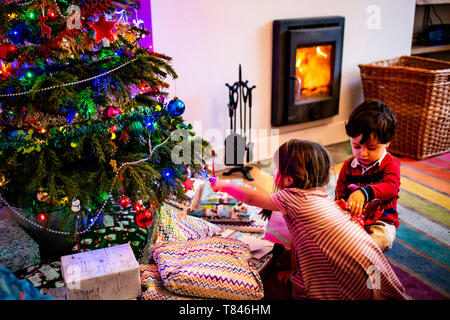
[[348, 189, 365, 217]]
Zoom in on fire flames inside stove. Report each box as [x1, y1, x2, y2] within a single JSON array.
[[294, 44, 333, 102]]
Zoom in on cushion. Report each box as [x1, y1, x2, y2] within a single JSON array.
[[139, 205, 223, 264], [152, 237, 264, 300], [139, 264, 200, 300]]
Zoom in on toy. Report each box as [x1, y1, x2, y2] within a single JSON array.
[[336, 198, 383, 227]]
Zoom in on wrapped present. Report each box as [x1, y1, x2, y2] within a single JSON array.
[[188, 203, 252, 222], [16, 261, 64, 291], [0, 219, 40, 272], [207, 205, 268, 236], [198, 179, 244, 205], [212, 219, 266, 234], [71, 202, 148, 260], [61, 243, 141, 300]]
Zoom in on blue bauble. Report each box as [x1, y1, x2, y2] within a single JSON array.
[[167, 97, 185, 116]]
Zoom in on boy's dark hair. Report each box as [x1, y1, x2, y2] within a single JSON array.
[[345, 100, 396, 144], [274, 139, 331, 190]]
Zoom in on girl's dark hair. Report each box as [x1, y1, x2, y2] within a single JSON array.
[[345, 100, 396, 144], [274, 139, 331, 190]]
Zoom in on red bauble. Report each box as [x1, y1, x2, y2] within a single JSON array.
[[136, 209, 153, 228], [118, 195, 131, 208], [102, 106, 122, 119], [0, 43, 17, 61]]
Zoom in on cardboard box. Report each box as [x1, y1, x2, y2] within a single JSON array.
[[0, 218, 40, 272], [61, 243, 140, 300]]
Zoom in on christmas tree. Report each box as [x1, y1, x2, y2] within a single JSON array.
[[0, 0, 210, 238]]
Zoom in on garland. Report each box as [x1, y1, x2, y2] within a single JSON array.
[[0, 57, 137, 98]]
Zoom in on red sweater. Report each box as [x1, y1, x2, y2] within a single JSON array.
[[335, 152, 401, 228]]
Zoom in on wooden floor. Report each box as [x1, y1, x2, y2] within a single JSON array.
[[216, 165, 274, 193]]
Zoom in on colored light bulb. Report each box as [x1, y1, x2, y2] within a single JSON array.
[[162, 169, 172, 178]]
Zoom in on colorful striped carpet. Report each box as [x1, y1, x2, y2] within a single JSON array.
[[262, 152, 450, 300]]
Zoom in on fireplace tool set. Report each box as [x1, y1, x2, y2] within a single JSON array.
[[223, 65, 256, 181]]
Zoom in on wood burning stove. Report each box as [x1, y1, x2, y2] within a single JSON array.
[[271, 17, 345, 126]]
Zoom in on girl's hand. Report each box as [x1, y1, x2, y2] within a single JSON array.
[[348, 189, 365, 217], [276, 269, 294, 285], [209, 176, 225, 193]]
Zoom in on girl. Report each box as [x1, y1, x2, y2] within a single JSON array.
[[210, 139, 405, 300]]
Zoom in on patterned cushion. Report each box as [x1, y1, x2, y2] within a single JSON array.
[[152, 237, 264, 300], [139, 205, 223, 264], [139, 264, 200, 300]]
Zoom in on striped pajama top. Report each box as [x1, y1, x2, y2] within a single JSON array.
[[270, 187, 406, 300]]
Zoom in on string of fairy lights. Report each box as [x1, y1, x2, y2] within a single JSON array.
[[0, 57, 138, 98]]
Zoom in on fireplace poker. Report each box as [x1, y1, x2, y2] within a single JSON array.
[[244, 83, 256, 162], [211, 150, 216, 177], [239, 64, 243, 137], [226, 82, 239, 133]]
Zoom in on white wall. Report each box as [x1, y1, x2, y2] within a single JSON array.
[[150, 0, 416, 166]]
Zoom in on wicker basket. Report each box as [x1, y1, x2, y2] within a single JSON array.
[[359, 56, 450, 160]]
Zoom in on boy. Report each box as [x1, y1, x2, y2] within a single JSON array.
[[335, 100, 400, 252]]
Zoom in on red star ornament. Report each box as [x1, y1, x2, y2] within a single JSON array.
[[181, 178, 195, 192], [88, 14, 116, 43]]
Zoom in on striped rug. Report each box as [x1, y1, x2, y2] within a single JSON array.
[[263, 152, 450, 300]]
